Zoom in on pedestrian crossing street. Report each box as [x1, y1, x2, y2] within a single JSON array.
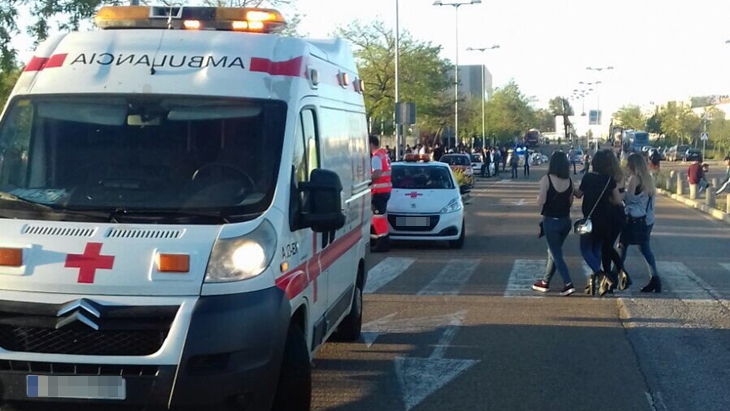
[[367, 256, 730, 302]]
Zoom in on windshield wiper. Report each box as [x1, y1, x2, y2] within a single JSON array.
[[0, 191, 56, 212]]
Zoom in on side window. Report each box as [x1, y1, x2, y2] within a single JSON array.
[[301, 109, 319, 176], [293, 117, 307, 184]]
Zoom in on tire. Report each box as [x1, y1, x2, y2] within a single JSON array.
[[449, 221, 465, 249], [271, 325, 311, 411], [333, 279, 363, 342]]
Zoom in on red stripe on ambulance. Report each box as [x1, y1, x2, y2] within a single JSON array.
[[24, 54, 68, 72]]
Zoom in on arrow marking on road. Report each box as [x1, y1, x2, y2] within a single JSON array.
[[361, 311, 468, 348], [393, 310, 479, 411], [365, 257, 416, 294]]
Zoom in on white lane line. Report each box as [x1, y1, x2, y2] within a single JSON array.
[[364, 257, 416, 294], [504, 259, 547, 297], [720, 263, 730, 274], [417, 259, 480, 296]]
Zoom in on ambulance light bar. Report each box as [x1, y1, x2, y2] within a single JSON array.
[[95, 6, 287, 33], [404, 154, 430, 162]]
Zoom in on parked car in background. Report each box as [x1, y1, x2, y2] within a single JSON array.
[[440, 153, 475, 188], [668, 145, 690, 161], [685, 148, 702, 162], [571, 149, 584, 165], [470, 153, 484, 174]]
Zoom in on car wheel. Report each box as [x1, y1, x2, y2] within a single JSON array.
[[271, 324, 311, 411], [333, 270, 363, 342], [449, 221, 465, 249]]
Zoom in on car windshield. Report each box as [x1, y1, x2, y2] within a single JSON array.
[[392, 166, 454, 189], [440, 155, 470, 166], [0, 95, 286, 222], [470, 154, 482, 162]]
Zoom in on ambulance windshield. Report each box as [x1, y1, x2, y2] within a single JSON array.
[[0, 96, 286, 223]]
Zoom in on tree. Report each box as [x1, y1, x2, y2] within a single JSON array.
[[549, 96, 574, 144], [484, 81, 537, 145], [646, 112, 662, 134], [336, 19, 451, 139], [0, 67, 20, 105], [613, 105, 646, 130], [657, 102, 701, 146], [535, 108, 555, 132]]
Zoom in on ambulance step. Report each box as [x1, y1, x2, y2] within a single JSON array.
[[22, 225, 96, 238], [106, 228, 185, 239]]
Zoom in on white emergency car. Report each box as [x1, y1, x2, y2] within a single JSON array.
[[387, 160, 466, 248], [0, 6, 370, 411]]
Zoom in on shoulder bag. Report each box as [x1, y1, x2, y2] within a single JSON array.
[[573, 177, 610, 235]]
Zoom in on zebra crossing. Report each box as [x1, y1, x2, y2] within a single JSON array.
[[367, 256, 730, 301]]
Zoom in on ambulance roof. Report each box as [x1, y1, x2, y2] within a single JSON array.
[[13, 10, 361, 103]]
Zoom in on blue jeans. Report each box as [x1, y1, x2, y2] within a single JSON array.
[[620, 224, 659, 278], [543, 217, 573, 285], [580, 231, 604, 274]]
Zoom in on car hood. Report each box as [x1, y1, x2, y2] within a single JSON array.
[[388, 188, 460, 214]]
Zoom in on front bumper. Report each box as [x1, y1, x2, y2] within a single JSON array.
[[0, 288, 290, 411], [388, 211, 463, 241]]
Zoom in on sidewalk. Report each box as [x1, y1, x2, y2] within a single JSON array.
[[656, 187, 730, 226]]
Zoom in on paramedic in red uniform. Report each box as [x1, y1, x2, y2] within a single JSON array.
[[370, 135, 392, 253]]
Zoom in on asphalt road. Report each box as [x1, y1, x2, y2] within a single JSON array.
[[311, 164, 730, 411]]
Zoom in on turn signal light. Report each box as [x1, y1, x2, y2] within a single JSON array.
[[157, 254, 190, 273], [183, 20, 201, 29], [0, 248, 23, 267]]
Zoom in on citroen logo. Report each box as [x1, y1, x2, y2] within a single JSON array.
[[55, 299, 102, 330]]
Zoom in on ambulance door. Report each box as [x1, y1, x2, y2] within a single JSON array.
[[296, 107, 328, 345]]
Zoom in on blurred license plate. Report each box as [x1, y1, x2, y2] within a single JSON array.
[[396, 216, 430, 227], [27, 375, 126, 400]]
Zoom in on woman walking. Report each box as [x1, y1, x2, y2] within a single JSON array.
[[532, 152, 575, 296], [620, 153, 661, 293], [573, 149, 623, 296], [601, 152, 631, 291]]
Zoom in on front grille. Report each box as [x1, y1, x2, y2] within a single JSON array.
[[0, 325, 168, 356], [388, 214, 440, 232], [0, 300, 178, 356], [0, 360, 158, 377]]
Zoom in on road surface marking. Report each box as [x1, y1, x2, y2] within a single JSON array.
[[364, 257, 415, 294], [655, 261, 721, 301], [394, 310, 478, 411], [362, 311, 466, 348], [511, 199, 527, 206], [720, 263, 730, 274], [504, 259, 546, 297], [417, 259, 479, 296]]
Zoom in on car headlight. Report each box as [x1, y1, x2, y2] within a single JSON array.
[[440, 197, 463, 214], [205, 219, 277, 283]]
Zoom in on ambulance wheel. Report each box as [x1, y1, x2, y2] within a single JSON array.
[[449, 221, 465, 249], [333, 278, 363, 342], [271, 324, 311, 411]]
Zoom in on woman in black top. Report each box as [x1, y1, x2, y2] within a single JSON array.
[[574, 150, 623, 296], [601, 151, 631, 291], [532, 152, 575, 296]]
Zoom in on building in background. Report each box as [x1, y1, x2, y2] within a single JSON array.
[[446, 65, 493, 100]]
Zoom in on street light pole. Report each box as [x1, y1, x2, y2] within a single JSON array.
[[467, 45, 499, 149], [395, 0, 401, 160], [434, 0, 481, 149], [586, 66, 613, 150]]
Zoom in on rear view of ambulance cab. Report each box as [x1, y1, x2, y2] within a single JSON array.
[[0, 5, 371, 411]]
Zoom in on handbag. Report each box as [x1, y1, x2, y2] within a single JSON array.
[[621, 196, 652, 245], [574, 177, 611, 235]]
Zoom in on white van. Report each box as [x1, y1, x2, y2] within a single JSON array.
[[0, 6, 370, 410]]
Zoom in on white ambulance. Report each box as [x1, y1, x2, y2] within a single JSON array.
[[0, 6, 371, 411]]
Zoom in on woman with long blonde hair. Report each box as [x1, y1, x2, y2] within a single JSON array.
[[620, 153, 661, 293]]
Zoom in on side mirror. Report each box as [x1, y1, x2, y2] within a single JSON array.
[[299, 169, 346, 233]]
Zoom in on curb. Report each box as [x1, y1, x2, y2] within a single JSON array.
[[656, 188, 730, 226]]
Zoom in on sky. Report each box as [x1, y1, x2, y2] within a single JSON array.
[[293, 0, 730, 116], [11, 0, 730, 117]]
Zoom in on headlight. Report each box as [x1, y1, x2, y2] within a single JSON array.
[[205, 219, 277, 283], [440, 197, 463, 214]]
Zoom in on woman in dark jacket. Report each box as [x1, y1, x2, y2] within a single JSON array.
[[602, 151, 631, 291], [573, 150, 623, 296]]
